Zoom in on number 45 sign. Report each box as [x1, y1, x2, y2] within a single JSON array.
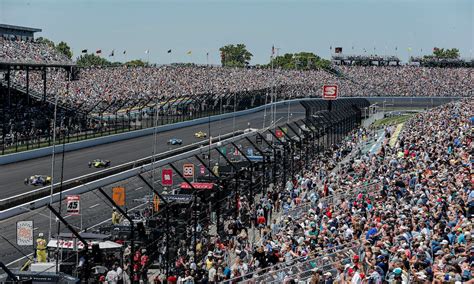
[[66, 195, 80, 215]]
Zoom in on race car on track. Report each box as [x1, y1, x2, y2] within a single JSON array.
[[167, 138, 183, 145], [24, 175, 51, 186], [194, 131, 207, 138], [88, 159, 111, 168]]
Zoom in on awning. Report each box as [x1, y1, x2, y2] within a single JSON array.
[[180, 182, 215, 190], [47, 239, 122, 250]]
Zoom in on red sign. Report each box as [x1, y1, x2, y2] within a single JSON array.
[[161, 168, 173, 186], [180, 182, 215, 190], [200, 165, 205, 175], [66, 195, 80, 215], [275, 129, 284, 138], [322, 85, 338, 100]]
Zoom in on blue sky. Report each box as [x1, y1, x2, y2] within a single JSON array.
[[1, 0, 472, 64]]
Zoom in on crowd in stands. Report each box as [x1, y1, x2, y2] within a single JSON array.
[[0, 36, 72, 65], [1, 37, 472, 114], [6, 64, 472, 114], [141, 100, 472, 283], [337, 65, 473, 97]]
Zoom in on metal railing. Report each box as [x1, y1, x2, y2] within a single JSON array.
[[223, 241, 362, 284], [286, 181, 382, 220]]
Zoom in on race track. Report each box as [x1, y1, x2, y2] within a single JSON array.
[[0, 102, 305, 199], [0, 102, 305, 266]]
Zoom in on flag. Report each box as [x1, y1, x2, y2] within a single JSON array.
[[407, 47, 412, 52], [96, 49, 102, 54], [186, 50, 192, 55], [395, 46, 398, 51], [206, 52, 209, 56], [330, 46, 332, 51], [167, 49, 172, 53], [81, 49, 87, 53], [109, 50, 114, 57], [335, 47, 343, 54], [123, 50, 126, 55], [145, 50, 149, 54]]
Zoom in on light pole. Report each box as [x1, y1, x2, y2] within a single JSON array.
[[48, 95, 59, 240]]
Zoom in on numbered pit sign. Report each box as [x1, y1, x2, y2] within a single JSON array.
[[66, 195, 80, 215], [183, 164, 194, 178]]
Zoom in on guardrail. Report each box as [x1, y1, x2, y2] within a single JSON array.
[[0, 130, 266, 220]]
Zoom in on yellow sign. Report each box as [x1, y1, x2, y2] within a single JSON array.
[[112, 187, 126, 206]]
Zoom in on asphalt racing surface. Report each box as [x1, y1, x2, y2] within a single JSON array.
[[0, 102, 305, 266], [0, 102, 305, 199]]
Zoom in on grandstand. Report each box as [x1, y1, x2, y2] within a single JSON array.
[[1, 60, 472, 154], [0, 24, 41, 41], [1, 17, 473, 284]]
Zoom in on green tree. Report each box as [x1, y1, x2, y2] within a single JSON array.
[[36, 37, 55, 48], [219, 44, 253, 67], [271, 53, 296, 69], [76, 53, 112, 67], [125, 59, 148, 67], [269, 52, 331, 70], [430, 48, 460, 59], [56, 41, 73, 59]]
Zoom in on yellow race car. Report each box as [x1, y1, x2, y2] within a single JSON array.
[[194, 131, 207, 138]]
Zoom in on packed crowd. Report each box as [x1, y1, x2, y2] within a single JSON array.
[[9, 66, 366, 112], [210, 100, 472, 283], [0, 37, 72, 65], [337, 65, 473, 98], [7, 64, 472, 114]]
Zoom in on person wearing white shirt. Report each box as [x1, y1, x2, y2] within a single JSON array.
[[106, 268, 119, 284], [208, 264, 217, 283]]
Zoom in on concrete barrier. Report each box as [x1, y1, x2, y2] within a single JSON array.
[[0, 98, 310, 165], [0, 130, 260, 220]]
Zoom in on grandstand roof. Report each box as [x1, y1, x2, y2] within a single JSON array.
[[0, 23, 42, 33]]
